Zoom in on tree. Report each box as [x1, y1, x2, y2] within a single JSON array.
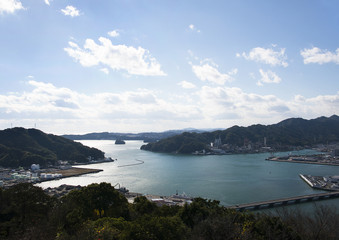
[[0, 183, 56, 239]]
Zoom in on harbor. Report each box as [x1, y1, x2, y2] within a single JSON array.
[[34, 141, 339, 211], [266, 154, 339, 166], [124, 191, 193, 206], [0, 166, 103, 188], [299, 174, 339, 191]]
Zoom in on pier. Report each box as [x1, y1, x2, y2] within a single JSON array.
[[228, 191, 339, 211]]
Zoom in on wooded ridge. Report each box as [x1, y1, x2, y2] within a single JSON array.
[[0, 127, 104, 168], [141, 115, 339, 154]]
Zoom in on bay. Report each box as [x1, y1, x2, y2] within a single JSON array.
[[37, 140, 339, 210]]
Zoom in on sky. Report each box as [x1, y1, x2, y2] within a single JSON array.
[[0, 0, 339, 134]]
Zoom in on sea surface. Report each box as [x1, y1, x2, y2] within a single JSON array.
[[37, 140, 339, 211]]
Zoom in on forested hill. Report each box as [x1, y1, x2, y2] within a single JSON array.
[[0, 128, 104, 168], [140, 115, 339, 154]]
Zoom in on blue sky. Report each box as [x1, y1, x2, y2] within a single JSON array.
[[0, 0, 339, 134]]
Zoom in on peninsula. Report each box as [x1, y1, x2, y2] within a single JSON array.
[[140, 115, 339, 155], [0, 128, 107, 188]]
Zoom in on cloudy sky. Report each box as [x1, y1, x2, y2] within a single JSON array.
[[1, 0, 339, 134]]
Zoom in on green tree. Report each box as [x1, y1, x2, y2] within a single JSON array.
[[0, 183, 56, 239]]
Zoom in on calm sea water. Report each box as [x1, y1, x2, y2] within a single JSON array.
[[37, 140, 339, 210]]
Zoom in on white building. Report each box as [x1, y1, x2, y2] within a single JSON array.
[[31, 164, 40, 171]]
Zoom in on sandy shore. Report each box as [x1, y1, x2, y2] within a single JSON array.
[[54, 167, 103, 177]]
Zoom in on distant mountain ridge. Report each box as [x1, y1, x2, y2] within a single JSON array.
[[62, 128, 222, 142], [140, 115, 339, 154], [0, 128, 104, 168]]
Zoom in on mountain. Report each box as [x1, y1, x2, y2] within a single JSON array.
[[0, 128, 105, 168], [62, 128, 222, 142], [140, 115, 339, 154]]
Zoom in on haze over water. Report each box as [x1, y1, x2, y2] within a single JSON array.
[[38, 140, 339, 209]]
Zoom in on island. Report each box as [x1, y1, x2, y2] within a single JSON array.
[[115, 139, 126, 144]]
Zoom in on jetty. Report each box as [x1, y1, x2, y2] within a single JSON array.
[[228, 191, 339, 211], [118, 159, 144, 168]]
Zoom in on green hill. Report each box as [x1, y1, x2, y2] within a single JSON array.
[[141, 115, 339, 154], [0, 128, 104, 168]]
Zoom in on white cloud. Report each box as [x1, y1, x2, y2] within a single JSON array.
[[197, 85, 338, 126], [108, 30, 120, 38], [197, 85, 289, 121], [100, 68, 109, 74], [300, 47, 339, 64], [178, 81, 196, 89], [240, 47, 288, 67], [191, 61, 237, 85], [61, 5, 80, 17], [257, 69, 281, 86], [0, 0, 24, 14], [0, 81, 201, 133], [44, 0, 51, 6], [0, 80, 338, 134], [228, 68, 238, 75], [64, 37, 166, 76], [189, 24, 201, 33]]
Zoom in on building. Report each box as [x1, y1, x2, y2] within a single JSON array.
[[31, 164, 40, 171]]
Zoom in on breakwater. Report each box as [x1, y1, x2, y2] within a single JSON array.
[[118, 159, 144, 168]]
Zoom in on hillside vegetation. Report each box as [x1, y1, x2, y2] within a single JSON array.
[[62, 128, 215, 142], [0, 183, 338, 240], [0, 128, 104, 168], [141, 115, 339, 154]]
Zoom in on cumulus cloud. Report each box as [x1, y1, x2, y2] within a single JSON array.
[[239, 46, 288, 67], [198, 85, 339, 126], [300, 47, 339, 64], [61, 5, 80, 17], [189, 24, 201, 33], [191, 61, 237, 85], [178, 81, 196, 89], [0, 81, 199, 129], [108, 30, 120, 38], [100, 68, 109, 74], [197, 85, 288, 121], [257, 69, 281, 86], [0, 0, 24, 14], [1, 80, 338, 134], [64, 37, 166, 76]]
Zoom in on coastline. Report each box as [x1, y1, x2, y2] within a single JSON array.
[[266, 157, 339, 166], [54, 167, 103, 178], [38, 167, 103, 183]]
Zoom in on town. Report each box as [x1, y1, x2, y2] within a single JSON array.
[[0, 157, 115, 188]]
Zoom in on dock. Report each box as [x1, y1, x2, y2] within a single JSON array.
[[228, 191, 339, 211]]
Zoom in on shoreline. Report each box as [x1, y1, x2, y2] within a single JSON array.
[[266, 158, 339, 166], [39, 167, 103, 182], [54, 167, 103, 177]]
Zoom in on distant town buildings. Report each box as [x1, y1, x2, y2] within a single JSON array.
[[31, 164, 40, 171]]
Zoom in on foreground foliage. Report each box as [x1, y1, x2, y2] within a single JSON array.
[[0, 183, 338, 239]]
